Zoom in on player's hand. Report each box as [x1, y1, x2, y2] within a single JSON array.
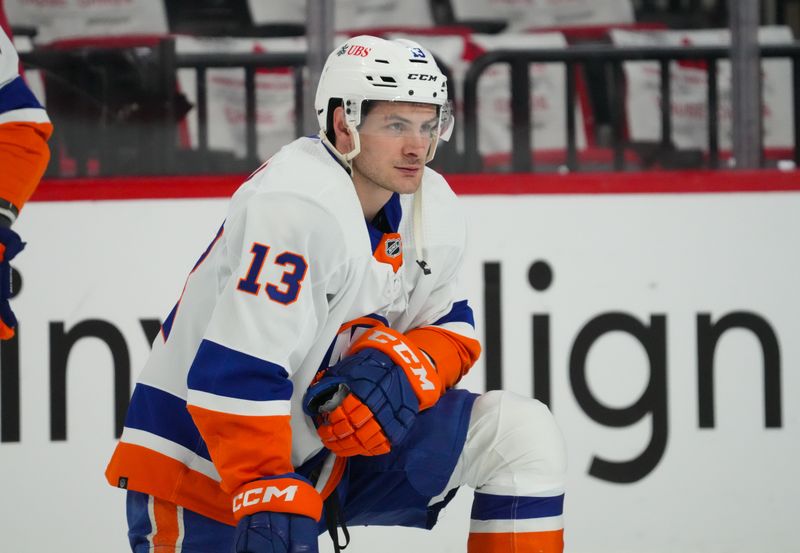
[[347, 325, 443, 410], [0, 227, 25, 340], [233, 511, 319, 553], [231, 473, 322, 553], [303, 348, 419, 457]]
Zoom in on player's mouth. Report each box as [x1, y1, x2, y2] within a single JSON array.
[[395, 165, 421, 176]]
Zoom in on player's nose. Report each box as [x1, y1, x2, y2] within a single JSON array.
[[402, 132, 428, 158]]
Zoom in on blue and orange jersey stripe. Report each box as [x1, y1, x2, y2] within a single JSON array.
[[107, 338, 298, 524], [0, 75, 52, 211], [186, 340, 295, 492]]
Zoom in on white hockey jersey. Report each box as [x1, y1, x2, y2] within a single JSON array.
[[105, 136, 480, 524]]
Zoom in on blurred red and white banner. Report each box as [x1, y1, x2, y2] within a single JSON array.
[[4, 0, 168, 43]]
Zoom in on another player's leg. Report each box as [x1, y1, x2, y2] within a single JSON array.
[[441, 390, 567, 553]]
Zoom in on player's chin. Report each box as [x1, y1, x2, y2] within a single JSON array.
[[394, 180, 422, 195], [392, 169, 423, 193]]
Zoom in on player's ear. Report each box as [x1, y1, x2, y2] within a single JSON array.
[[332, 107, 349, 133], [332, 107, 353, 151]]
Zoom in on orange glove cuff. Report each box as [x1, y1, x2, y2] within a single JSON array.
[[231, 477, 323, 522]]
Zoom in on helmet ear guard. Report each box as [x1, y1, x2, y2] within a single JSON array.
[[435, 99, 454, 143]]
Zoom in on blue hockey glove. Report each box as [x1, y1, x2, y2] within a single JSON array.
[[303, 348, 419, 457], [0, 227, 25, 340], [232, 473, 321, 553], [233, 511, 319, 553]]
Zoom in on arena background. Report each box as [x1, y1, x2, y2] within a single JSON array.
[[2, 0, 799, 552], [0, 171, 796, 552]]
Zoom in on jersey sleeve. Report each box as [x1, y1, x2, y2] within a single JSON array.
[[407, 299, 481, 389], [0, 27, 52, 219], [185, 192, 347, 497], [406, 215, 481, 389]]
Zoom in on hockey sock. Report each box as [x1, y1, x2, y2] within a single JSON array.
[[467, 490, 564, 553]]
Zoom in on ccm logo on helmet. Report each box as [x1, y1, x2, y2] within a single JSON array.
[[232, 485, 298, 512], [408, 73, 438, 82], [366, 329, 436, 390]]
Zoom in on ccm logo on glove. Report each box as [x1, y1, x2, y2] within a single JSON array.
[[362, 329, 436, 391], [233, 485, 298, 512]]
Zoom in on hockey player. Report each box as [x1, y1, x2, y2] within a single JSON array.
[[105, 35, 566, 553], [0, 7, 53, 339]]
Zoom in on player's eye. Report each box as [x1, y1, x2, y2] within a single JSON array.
[[386, 122, 406, 134]]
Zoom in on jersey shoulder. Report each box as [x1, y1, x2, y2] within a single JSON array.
[[245, 137, 358, 210], [0, 26, 19, 86], [421, 165, 458, 201], [227, 137, 369, 257], [417, 166, 467, 243]]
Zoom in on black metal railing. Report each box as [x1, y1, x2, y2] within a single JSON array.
[[19, 39, 800, 176], [170, 47, 307, 169], [462, 43, 800, 172]]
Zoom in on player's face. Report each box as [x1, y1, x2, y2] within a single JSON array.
[[352, 101, 439, 197]]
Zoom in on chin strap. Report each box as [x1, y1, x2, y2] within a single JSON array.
[[319, 127, 361, 175], [413, 187, 432, 275]]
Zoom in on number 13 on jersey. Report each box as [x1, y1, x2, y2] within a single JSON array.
[[237, 242, 308, 305]]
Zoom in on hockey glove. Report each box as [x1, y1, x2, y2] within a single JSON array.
[[234, 511, 319, 553], [0, 227, 24, 340], [232, 473, 322, 553], [304, 348, 419, 457], [348, 324, 443, 410]]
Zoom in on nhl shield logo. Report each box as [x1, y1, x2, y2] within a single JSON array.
[[385, 238, 402, 258], [374, 233, 403, 273]]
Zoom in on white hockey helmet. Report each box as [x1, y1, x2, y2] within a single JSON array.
[[315, 35, 453, 164]]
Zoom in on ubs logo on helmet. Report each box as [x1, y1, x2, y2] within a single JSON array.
[[408, 74, 438, 82], [346, 45, 372, 57], [410, 48, 426, 59], [336, 44, 371, 57]]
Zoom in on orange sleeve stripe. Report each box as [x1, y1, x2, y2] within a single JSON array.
[[468, 530, 564, 553], [187, 405, 294, 494], [0, 121, 53, 210], [105, 442, 236, 525], [319, 456, 348, 500], [232, 477, 323, 521], [406, 327, 482, 389], [152, 496, 181, 548]]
